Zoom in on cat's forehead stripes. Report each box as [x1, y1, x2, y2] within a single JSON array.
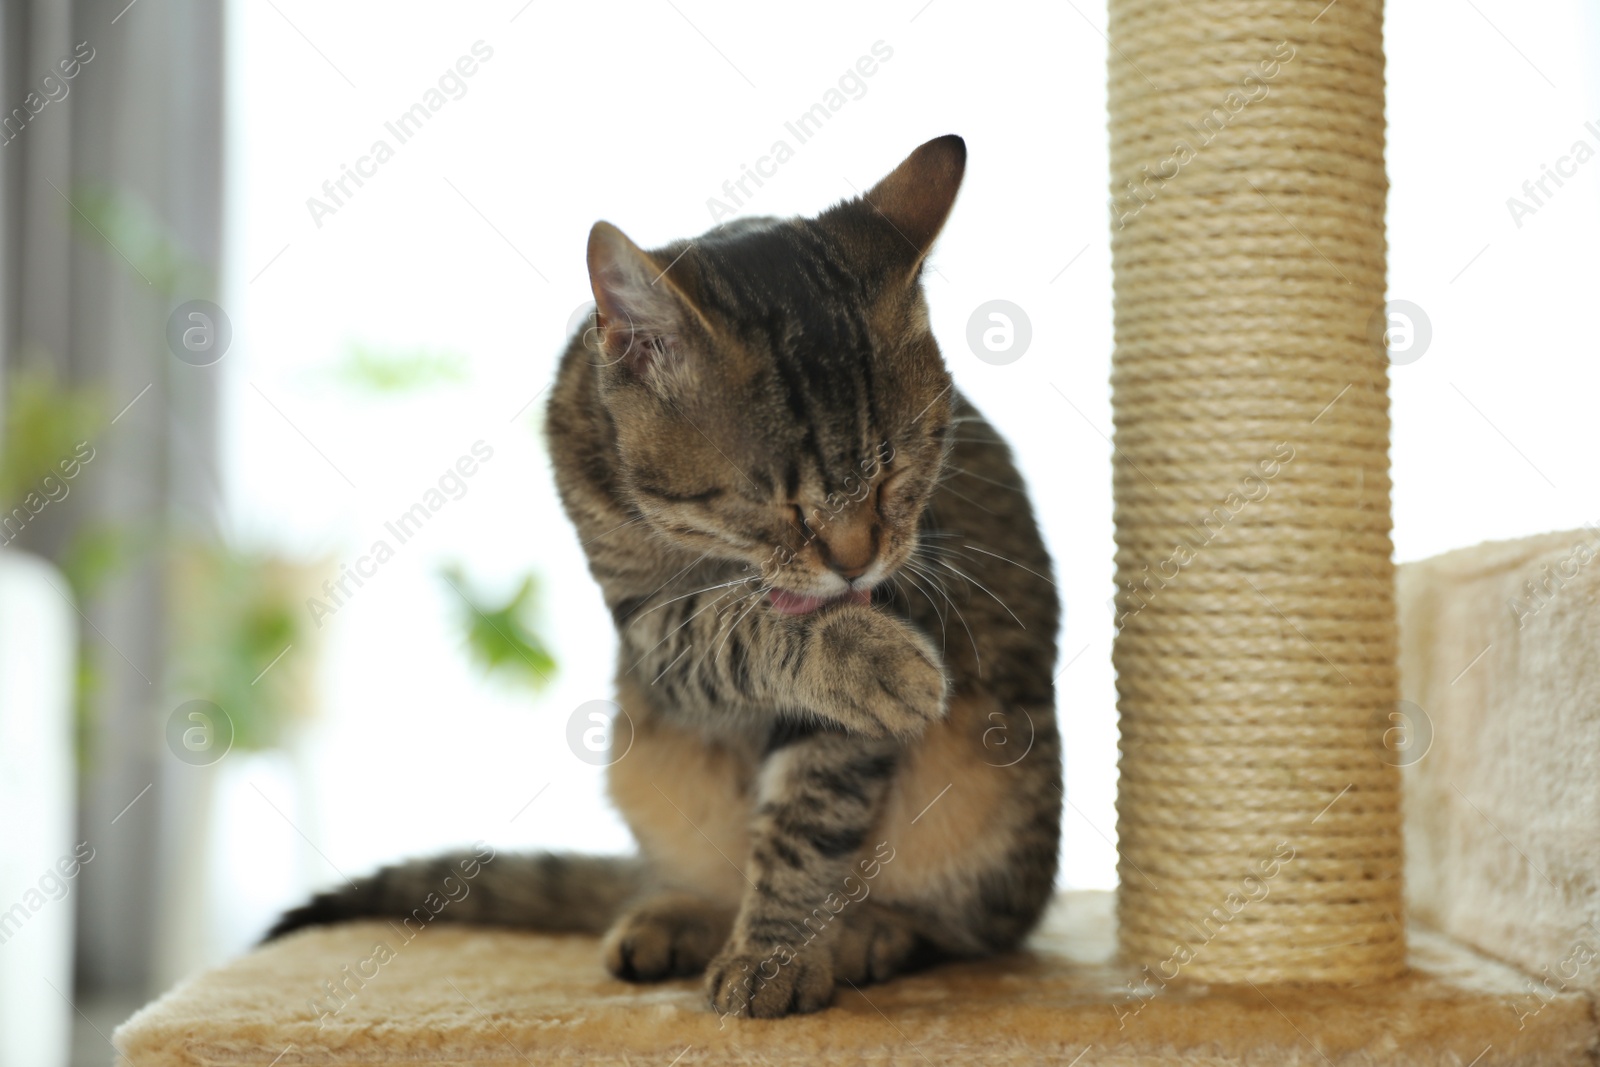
[[679, 222, 891, 499]]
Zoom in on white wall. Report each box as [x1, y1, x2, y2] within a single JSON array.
[[1387, 1, 1600, 555]]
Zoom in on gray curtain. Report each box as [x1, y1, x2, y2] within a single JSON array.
[[0, 0, 224, 1001]]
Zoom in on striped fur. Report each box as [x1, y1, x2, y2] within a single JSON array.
[[267, 136, 1062, 1019], [265, 851, 644, 939]]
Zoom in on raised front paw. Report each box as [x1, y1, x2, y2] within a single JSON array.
[[705, 945, 835, 1019], [805, 604, 948, 739], [602, 895, 731, 982]]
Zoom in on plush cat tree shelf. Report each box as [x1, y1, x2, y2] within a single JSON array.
[[110, 890, 1594, 1067]]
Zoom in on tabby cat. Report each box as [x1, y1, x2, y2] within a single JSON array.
[[268, 135, 1062, 1019]]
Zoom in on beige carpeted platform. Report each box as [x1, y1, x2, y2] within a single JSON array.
[[113, 891, 1596, 1066]]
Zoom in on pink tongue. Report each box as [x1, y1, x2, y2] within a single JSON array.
[[766, 587, 872, 615]]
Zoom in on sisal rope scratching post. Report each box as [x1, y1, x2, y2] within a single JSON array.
[[1108, 0, 1405, 983]]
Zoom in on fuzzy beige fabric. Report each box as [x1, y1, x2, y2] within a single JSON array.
[[113, 891, 1595, 1065], [1399, 527, 1600, 1000]]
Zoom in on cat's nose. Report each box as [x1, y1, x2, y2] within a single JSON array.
[[830, 559, 871, 581], [818, 520, 878, 581]]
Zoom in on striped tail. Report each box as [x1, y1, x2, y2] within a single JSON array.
[[263, 848, 647, 942]]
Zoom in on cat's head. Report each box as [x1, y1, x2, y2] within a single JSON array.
[[582, 135, 964, 614]]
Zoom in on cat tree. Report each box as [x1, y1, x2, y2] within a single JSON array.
[[1107, 0, 1404, 984], [114, 1, 1600, 1063]]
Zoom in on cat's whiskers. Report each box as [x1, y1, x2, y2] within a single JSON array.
[[707, 588, 766, 670], [957, 543, 1057, 589], [922, 551, 1026, 630], [579, 513, 650, 549], [631, 573, 761, 624], [945, 464, 1027, 495], [684, 585, 763, 677], [657, 578, 769, 684], [621, 551, 716, 636], [930, 477, 999, 516], [902, 553, 980, 670], [649, 644, 693, 686], [641, 550, 713, 601], [675, 562, 783, 678], [891, 566, 949, 646], [626, 580, 737, 675], [904, 548, 956, 602]]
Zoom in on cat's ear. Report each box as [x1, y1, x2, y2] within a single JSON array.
[[862, 134, 966, 269], [586, 221, 705, 379]]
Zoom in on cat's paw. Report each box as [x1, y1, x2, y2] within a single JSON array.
[[832, 905, 919, 985], [705, 945, 835, 1018], [603, 896, 731, 981], [805, 604, 948, 739]]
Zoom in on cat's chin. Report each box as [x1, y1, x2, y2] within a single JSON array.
[[765, 587, 873, 616]]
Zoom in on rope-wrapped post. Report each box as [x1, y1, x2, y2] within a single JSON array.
[[1108, 0, 1404, 983]]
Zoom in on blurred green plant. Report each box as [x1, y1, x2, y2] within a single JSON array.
[[55, 522, 145, 599], [67, 184, 210, 298], [0, 363, 104, 514], [331, 343, 469, 393], [440, 564, 556, 690], [170, 545, 322, 751]]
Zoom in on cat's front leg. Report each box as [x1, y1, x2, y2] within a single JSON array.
[[704, 732, 899, 1019]]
